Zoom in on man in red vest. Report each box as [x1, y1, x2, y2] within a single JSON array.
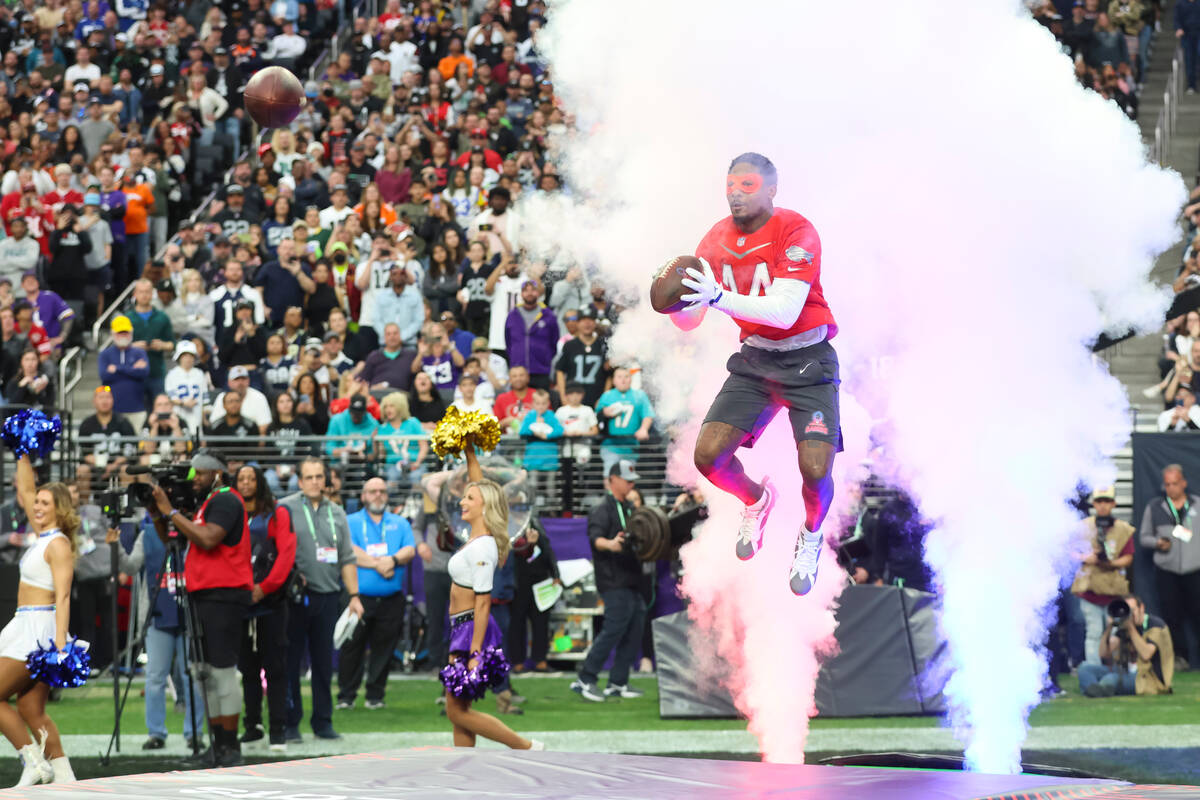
[[149, 449, 251, 767]]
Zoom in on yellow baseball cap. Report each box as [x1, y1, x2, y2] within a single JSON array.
[[111, 315, 133, 333]]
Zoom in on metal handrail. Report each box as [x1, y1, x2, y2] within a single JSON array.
[[56, 346, 82, 410], [88, 186, 222, 350]]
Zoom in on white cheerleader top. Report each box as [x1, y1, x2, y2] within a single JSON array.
[[20, 529, 67, 591], [448, 535, 498, 594]]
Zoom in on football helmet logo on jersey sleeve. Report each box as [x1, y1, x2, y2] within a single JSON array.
[[785, 245, 814, 264]]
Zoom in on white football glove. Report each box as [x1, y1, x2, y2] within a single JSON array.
[[680, 267, 723, 307]]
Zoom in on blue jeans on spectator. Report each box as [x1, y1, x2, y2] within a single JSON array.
[[579, 587, 645, 688], [219, 116, 241, 160], [266, 468, 299, 497], [600, 444, 637, 478], [127, 231, 149, 277], [1063, 591, 1085, 667], [144, 624, 203, 742], [1078, 662, 1137, 696], [286, 591, 339, 735], [1137, 23, 1152, 82], [1184, 32, 1200, 90], [1078, 597, 1107, 666], [385, 462, 426, 493]]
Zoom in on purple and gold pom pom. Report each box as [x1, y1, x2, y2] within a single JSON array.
[[2, 409, 63, 459], [27, 638, 91, 689], [437, 646, 510, 701]]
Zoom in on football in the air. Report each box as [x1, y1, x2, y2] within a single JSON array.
[[243, 66, 305, 129], [650, 255, 702, 314]]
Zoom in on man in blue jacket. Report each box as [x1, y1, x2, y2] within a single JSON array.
[[504, 279, 559, 390], [336, 478, 415, 710], [97, 314, 151, 430], [127, 514, 203, 751], [1177, 0, 1200, 92]]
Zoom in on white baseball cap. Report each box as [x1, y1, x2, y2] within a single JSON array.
[[173, 340, 197, 360]]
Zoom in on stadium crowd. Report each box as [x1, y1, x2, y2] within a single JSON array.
[[0, 0, 1181, 776], [0, 0, 687, 771]]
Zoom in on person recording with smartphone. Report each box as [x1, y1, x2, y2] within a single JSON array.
[[146, 449, 252, 767]]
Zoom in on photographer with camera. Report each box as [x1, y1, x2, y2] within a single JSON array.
[[146, 449, 252, 767], [1070, 487, 1135, 666], [571, 461, 647, 704], [1077, 595, 1174, 697]]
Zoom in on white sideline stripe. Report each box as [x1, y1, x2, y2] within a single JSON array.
[[54, 725, 1200, 758]]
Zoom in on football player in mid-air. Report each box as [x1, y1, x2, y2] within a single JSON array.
[[671, 152, 840, 595]]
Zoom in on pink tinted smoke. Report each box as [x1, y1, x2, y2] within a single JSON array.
[[670, 380, 872, 762]]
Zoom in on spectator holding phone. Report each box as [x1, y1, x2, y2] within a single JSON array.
[[1159, 384, 1200, 431]]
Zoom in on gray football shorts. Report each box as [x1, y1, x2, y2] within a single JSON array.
[[702, 339, 843, 451]]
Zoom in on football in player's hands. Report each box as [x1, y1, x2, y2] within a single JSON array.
[[649, 255, 702, 314]]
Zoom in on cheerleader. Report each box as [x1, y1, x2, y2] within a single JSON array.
[[0, 453, 79, 785], [442, 445, 544, 751]]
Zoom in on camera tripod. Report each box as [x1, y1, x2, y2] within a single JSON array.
[[100, 522, 213, 766]]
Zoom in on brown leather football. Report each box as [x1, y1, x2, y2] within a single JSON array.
[[243, 66, 305, 129], [650, 255, 702, 314]]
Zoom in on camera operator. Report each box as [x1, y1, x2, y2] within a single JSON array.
[[1077, 595, 1174, 697], [147, 449, 252, 767], [571, 460, 646, 704]]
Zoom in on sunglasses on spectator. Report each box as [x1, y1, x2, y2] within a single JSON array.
[[564, 314, 579, 321]]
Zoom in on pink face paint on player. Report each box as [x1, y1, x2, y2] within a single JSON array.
[[726, 173, 764, 197]]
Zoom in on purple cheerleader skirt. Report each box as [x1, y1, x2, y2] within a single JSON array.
[[440, 610, 510, 701]]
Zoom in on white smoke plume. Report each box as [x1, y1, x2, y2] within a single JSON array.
[[526, 0, 1185, 772]]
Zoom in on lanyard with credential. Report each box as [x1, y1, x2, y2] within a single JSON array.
[[1167, 498, 1190, 526], [301, 502, 337, 548], [614, 496, 627, 530]]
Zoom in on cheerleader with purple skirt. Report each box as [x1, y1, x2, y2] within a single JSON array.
[[438, 444, 544, 750]]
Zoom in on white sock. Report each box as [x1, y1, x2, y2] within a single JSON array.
[[746, 486, 769, 512], [50, 756, 75, 783], [801, 525, 822, 544]]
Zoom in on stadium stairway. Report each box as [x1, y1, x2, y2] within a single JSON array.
[[1100, 6, 1199, 511]]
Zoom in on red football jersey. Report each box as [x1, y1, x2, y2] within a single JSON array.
[[694, 208, 837, 341]]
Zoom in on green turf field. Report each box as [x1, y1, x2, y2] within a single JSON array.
[[0, 671, 1193, 785], [49, 670, 1200, 733]]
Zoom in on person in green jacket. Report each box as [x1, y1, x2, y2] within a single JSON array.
[[128, 278, 176, 404]]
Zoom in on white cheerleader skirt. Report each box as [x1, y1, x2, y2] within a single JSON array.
[[0, 606, 55, 661]]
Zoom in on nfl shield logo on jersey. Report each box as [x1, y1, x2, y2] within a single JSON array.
[[786, 246, 814, 264]]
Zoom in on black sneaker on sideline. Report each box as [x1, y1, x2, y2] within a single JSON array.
[[240, 724, 264, 744], [313, 728, 342, 740], [141, 736, 165, 751], [284, 726, 303, 743]]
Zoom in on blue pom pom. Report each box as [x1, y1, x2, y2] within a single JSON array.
[[2, 410, 62, 459], [26, 638, 90, 689]]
